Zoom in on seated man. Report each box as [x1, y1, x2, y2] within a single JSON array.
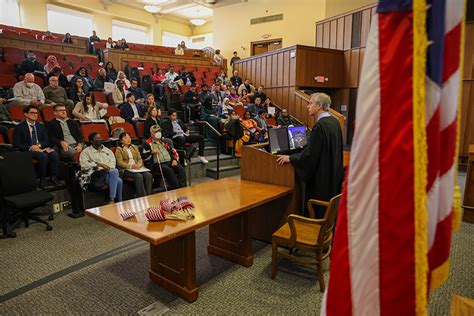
[[43, 76, 75, 112], [120, 93, 144, 123], [0, 98, 11, 142], [161, 110, 208, 164], [253, 85, 267, 104], [17, 52, 45, 76], [246, 96, 264, 115], [182, 84, 201, 122], [165, 66, 180, 91], [13, 73, 49, 108], [93, 68, 113, 91], [143, 125, 187, 190], [46, 104, 84, 160], [79, 132, 123, 204], [128, 78, 146, 110], [278, 109, 297, 127], [13, 105, 59, 188]]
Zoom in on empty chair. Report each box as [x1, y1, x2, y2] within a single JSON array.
[[0, 63, 16, 74], [65, 54, 81, 63], [127, 60, 142, 68], [142, 62, 155, 70], [3, 54, 24, 65], [81, 123, 110, 142], [7, 105, 25, 121], [91, 91, 107, 103], [0, 74, 18, 88], [41, 105, 56, 122], [110, 122, 137, 139], [267, 117, 277, 127], [82, 56, 98, 64], [135, 121, 145, 139], [106, 106, 121, 117], [2, 47, 24, 56]]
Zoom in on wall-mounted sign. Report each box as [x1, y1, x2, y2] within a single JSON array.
[[261, 33, 271, 39]]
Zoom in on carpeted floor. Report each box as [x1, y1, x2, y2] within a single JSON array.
[[0, 175, 472, 315]]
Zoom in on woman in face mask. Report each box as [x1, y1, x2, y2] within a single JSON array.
[[79, 132, 123, 204], [115, 132, 153, 197], [141, 125, 186, 190]]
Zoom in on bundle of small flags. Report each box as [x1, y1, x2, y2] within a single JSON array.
[[120, 197, 195, 222], [145, 206, 167, 221]]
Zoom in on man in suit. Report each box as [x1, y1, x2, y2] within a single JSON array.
[[161, 109, 208, 164], [120, 93, 144, 123], [13, 105, 59, 188], [46, 104, 84, 160]]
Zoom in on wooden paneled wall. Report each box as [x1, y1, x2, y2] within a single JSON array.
[[461, 22, 474, 158], [233, 45, 344, 128], [0, 34, 87, 55]]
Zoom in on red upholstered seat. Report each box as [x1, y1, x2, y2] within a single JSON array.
[[0, 74, 17, 87], [128, 60, 142, 68], [136, 121, 145, 139], [81, 123, 110, 141], [91, 91, 107, 103], [3, 54, 24, 65], [106, 106, 121, 117], [110, 122, 136, 139]]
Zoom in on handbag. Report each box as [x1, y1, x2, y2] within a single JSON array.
[[89, 169, 108, 190]]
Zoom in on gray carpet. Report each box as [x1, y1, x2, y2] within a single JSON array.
[[0, 175, 472, 315]]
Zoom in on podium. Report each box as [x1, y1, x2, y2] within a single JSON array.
[[240, 143, 303, 243]]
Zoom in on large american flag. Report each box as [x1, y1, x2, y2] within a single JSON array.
[[321, 0, 464, 315]]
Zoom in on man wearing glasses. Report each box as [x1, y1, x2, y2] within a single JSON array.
[[13, 105, 59, 188], [46, 104, 84, 161]]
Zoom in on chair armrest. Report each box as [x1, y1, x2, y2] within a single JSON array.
[[307, 199, 329, 219], [287, 214, 324, 248]]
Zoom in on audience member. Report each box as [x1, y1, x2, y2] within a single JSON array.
[[115, 132, 152, 197], [278, 109, 297, 126], [13, 73, 47, 108], [144, 106, 161, 139], [73, 92, 108, 121], [246, 96, 264, 115], [105, 61, 118, 81], [80, 132, 123, 203], [151, 68, 166, 99], [17, 52, 44, 76], [183, 84, 200, 122], [230, 70, 242, 88], [180, 41, 187, 49], [213, 49, 223, 66], [120, 93, 144, 123], [227, 87, 241, 105], [69, 77, 89, 104], [165, 66, 179, 90], [217, 70, 229, 86], [62, 32, 74, 44], [106, 37, 114, 49], [120, 38, 129, 50], [43, 76, 74, 111], [112, 80, 128, 106], [128, 78, 146, 108], [211, 84, 226, 105], [115, 71, 130, 89], [199, 84, 211, 104], [254, 110, 269, 133], [253, 85, 267, 104], [230, 51, 241, 67], [88, 30, 100, 54], [93, 68, 113, 91], [200, 97, 221, 139], [44, 55, 60, 74], [41, 31, 56, 41], [175, 44, 184, 56], [13, 104, 59, 188], [162, 110, 208, 164], [238, 78, 255, 96], [72, 67, 93, 91], [47, 67, 69, 90], [238, 88, 250, 106], [224, 110, 245, 157], [241, 110, 262, 142], [144, 125, 186, 190], [192, 50, 201, 58], [145, 94, 158, 110], [181, 71, 196, 86], [46, 104, 84, 160]]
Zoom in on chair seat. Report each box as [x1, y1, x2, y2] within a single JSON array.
[[4, 190, 53, 209], [272, 221, 321, 247]]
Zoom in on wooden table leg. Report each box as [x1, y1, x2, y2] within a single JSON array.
[[208, 211, 253, 267], [149, 231, 198, 302]]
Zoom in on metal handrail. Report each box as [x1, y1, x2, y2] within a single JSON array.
[[196, 120, 222, 180]]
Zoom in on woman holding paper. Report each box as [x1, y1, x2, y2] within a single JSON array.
[[72, 93, 108, 121], [115, 132, 153, 197]]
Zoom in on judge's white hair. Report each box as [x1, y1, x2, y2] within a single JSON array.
[[311, 93, 331, 111]]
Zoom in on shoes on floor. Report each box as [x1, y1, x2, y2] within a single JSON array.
[[198, 156, 209, 164]]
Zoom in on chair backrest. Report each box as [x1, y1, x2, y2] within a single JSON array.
[[110, 122, 136, 139], [0, 74, 18, 88], [136, 121, 145, 138], [81, 123, 109, 142], [106, 106, 121, 117], [315, 194, 342, 245], [267, 117, 277, 126], [234, 105, 245, 118], [41, 105, 56, 121], [8, 105, 25, 121], [0, 151, 37, 195], [91, 91, 107, 103]]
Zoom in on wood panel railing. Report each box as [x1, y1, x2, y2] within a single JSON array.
[[0, 34, 87, 55]]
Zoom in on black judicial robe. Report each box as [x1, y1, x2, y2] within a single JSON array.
[[290, 115, 344, 217]]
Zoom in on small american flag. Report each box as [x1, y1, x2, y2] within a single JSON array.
[[177, 197, 195, 210], [145, 206, 166, 221], [120, 211, 136, 220], [159, 199, 174, 212]]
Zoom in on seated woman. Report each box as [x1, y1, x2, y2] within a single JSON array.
[[144, 105, 162, 139], [241, 110, 263, 143], [73, 92, 108, 121], [79, 132, 123, 204], [239, 89, 250, 107], [72, 67, 94, 91], [62, 33, 74, 44], [142, 125, 186, 190], [224, 110, 246, 157], [151, 68, 166, 99], [115, 132, 153, 197], [44, 55, 60, 74], [228, 87, 242, 105], [115, 71, 131, 90], [200, 97, 222, 139], [105, 61, 118, 81], [69, 77, 89, 104], [106, 37, 114, 49]]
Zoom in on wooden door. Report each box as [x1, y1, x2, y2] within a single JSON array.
[[253, 43, 268, 56], [267, 40, 282, 52]]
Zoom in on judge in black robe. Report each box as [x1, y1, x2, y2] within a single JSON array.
[[277, 93, 344, 218]]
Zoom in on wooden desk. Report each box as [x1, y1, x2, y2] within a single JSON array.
[[86, 178, 292, 302], [463, 144, 474, 223]]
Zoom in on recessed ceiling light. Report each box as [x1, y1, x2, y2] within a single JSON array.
[[144, 5, 161, 13], [190, 19, 207, 26]]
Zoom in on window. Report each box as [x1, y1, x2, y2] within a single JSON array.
[[112, 20, 148, 44], [162, 31, 188, 48], [47, 5, 94, 37], [0, 0, 21, 27]]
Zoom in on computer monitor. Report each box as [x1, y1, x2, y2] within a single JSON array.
[[268, 127, 289, 154], [288, 126, 307, 150]]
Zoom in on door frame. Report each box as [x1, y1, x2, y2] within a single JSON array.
[[250, 38, 283, 56]]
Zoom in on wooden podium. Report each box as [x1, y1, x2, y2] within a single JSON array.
[[463, 144, 474, 223], [240, 143, 302, 243]]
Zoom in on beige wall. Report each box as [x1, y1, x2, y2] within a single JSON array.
[[192, 22, 214, 36], [16, 0, 193, 45], [213, 0, 325, 61], [325, 0, 376, 18]]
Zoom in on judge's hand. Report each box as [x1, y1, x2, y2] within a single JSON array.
[[277, 155, 290, 166]]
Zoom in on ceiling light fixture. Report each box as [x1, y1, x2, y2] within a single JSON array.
[[144, 5, 161, 13], [190, 19, 206, 26]]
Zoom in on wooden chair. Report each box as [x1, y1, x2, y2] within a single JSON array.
[[271, 194, 342, 292]]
